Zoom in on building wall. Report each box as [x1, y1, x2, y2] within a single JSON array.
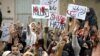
[[0, 0, 15, 19], [15, 0, 33, 25]]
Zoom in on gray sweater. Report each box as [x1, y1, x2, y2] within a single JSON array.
[[72, 35, 81, 56]]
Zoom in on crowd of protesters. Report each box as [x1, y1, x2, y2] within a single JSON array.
[[0, 8, 100, 56]]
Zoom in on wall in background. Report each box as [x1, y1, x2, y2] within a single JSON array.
[[0, 0, 15, 19], [15, 0, 32, 25]]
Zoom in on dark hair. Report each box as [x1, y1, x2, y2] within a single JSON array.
[[86, 8, 96, 20], [38, 22, 41, 25], [69, 17, 73, 22], [12, 37, 20, 45], [44, 27, 49, 33], [90, 30, 97, 37], [86, 8, 98, 29], [0, 10, 2, 27], [11, 45, 18, 48]]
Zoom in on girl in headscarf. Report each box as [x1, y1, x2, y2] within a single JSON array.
[[26, 22, 37, 47]]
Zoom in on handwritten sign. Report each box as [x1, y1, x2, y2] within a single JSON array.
[[67, 4, 88, 20], [32, 5, 50, 19], [49, 0, 59, 14], [48, 13, 66, 29], [40, 0, 59, 14]]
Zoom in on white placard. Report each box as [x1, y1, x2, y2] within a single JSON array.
[[32, 5, 50, 19], [48, 13, 66, 29], [67, 4, 88, 20], [49, 0, 59, 14], [40, 0, 59, 14]]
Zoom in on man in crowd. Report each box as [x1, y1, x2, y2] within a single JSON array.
[[7, 45, 22, 56]]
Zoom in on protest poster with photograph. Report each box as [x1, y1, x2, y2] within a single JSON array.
[[1, 20, 13, 42], [48, 13, 66, 29], [67, 4, 88, 20], [32, 5, 50, 19]]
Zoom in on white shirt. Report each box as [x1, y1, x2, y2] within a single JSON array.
[[26, 32, 37, 46]]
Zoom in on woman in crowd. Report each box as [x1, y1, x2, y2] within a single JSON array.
[[4, 24, 17, 51], [26, 22, 37, 47]]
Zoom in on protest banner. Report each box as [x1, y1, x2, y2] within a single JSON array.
[[67, 4, 88, 20], [1, 20, 13, 42], [48, 13, 66, 29], [32, 5, 50, 19]]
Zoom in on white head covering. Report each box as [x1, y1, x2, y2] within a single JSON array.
[[2, 51, 11, 56], [26, 22, 37, 46], [29, 22, 36, 33]]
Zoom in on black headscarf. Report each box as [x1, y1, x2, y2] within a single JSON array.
[[86, 8, 98, 30]]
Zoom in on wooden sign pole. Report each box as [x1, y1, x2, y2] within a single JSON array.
[[73, 0, 76, 3]]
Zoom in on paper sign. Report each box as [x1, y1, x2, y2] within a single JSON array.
[[32, 5, 50, 19], [40, 0, 59, 14], [48, 13, 66, 29], [67, 4, 88, 20], [49, 0, 59, 14]]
